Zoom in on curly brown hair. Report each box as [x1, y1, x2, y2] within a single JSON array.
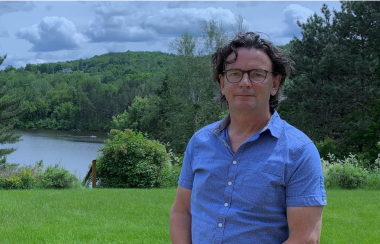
[[211, 32, 292, 113]]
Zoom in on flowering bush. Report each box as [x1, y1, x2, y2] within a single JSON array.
[[322, 153, 380, 189]]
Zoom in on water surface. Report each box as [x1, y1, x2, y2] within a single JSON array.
[[0, 129, 109, 179]]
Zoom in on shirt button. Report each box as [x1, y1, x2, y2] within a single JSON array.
[[228, 182, 232, 186], [218, 223, 223, 228], [224, 203, 229, 207], [232, 160, 237, 164]]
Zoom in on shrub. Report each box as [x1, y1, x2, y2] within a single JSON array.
[[96, 129, 170, 188], [39, 164, 78, 189], [323, 153, 368, 189], [326, 164, 367, 189], [4, 174, 22, 189], [0, 176, 5, 189], [158, 149, 183, 188], [0, 168, 36, 190], [20, 168, 36, 189]]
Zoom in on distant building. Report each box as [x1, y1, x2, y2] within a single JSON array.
[[62, 68, 72, 73]]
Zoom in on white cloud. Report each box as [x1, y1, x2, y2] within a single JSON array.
[[282, 4, 314, 38], [0, 1, 35, 16], [16, 16, 88, 52], [141, 7, 236, 36], [85, 2, 156, 42], [85, 3, 237, 43]]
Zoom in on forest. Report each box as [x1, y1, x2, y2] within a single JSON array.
[[1, 1, 379, 165]]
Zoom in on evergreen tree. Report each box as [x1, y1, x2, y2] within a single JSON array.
[[281, 2, 380, 162], [0, 54, 26, 159]]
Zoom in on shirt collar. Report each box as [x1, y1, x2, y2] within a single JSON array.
[[213, 110, 282, 139]]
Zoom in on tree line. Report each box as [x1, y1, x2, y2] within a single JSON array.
[[1, 1, 379, 165]]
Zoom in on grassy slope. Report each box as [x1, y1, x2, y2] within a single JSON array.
[[0, 188, 379, 243]]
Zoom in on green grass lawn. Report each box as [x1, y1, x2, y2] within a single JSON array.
[[0, 188, 379, 243], [0, 188, 175, 244], [321, 189, 380, 243]]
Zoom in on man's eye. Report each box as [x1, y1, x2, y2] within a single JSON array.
[[251, 72, 265, 77], [228, 71, 240, 77]]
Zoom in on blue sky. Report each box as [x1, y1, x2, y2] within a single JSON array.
[[0, 1, 342, 69]]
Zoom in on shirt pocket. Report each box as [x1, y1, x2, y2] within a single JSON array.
[[241, 168, 284, 204]]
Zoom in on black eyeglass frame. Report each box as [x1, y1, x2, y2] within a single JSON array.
[[222, 68, 276, 83]]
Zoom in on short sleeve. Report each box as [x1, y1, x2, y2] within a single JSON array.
[[286, 142, 327, 207]]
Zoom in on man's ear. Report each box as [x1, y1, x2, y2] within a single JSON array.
[[219, 74, 225, 95], [270, 75, 281, 96]]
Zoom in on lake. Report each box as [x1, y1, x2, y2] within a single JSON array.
[[0, 129, 109, 179]]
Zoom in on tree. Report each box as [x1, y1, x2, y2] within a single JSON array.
[[165, 29, 223, 153], [281, 2, 380, 162], [0, 54, 26, 159], [232, 14, 249, 36], [200, 19, 228, 54]]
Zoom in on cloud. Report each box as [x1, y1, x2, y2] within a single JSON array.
[[85, 2, 156, 42], [0, 1, 36, 16], [0, 25, 9, 37], [141, 7, 236, 36], [282, 4, 314, 38], [85, 3, 237, 43], [15, 16, 89, 52]]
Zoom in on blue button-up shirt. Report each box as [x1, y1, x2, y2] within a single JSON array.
[[178, 111, 327, 244]]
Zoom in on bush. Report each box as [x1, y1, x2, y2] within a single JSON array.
[[323, 153, 368, 189], [0, 168, 36, 190], [158, 150, 183, 188], [19, 168, 36, 189], [96, 129, 171, 188], [326, 164, 367, 189], [39, 164, 78, 189], [0, 159, 79, 190]]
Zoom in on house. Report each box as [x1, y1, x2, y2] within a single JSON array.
[[62, 68, 72, 73]]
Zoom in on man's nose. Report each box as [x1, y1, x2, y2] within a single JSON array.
[[240, 73, 251, 87]]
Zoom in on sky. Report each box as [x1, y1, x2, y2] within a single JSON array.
[[0, 1, 342, 69]]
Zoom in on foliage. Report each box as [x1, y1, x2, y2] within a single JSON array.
[[0, 160, 79, 190], [0, 54, 27, 160], [1, 168, 36, 190], [96, 129, 171, 188], [39, 164, 78, 189], [322, 153, 380, 189], [111, 95, 164, 140], [0, 51, 176, 132], [158, 149, 183, 188], [316, 138, 337, 159], [281, 2, 380, 164]]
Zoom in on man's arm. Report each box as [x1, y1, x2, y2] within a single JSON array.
[[283, 206, 324, 244], [170, 186, 192, 244]]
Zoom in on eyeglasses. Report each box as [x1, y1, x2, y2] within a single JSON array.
[[223, 69, 275, 83]]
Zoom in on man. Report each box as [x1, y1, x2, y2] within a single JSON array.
[[170, 32, 327, 244]]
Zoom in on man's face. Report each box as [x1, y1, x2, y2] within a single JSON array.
[[219, 48, 281, 115]]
